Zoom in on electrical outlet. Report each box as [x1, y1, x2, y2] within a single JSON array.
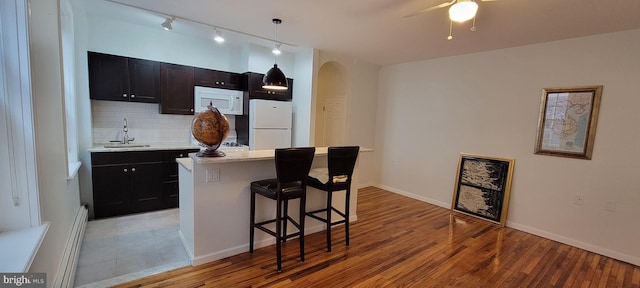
[[605, 201, 617, 212], [206, 168, 220, 182], [574, 194, 584, 205]]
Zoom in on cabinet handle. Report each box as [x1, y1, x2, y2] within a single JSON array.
[[179, 154, 184, 157], [215, 81, 220, 85], [190, 109, 194, 112], [132, 168, 136, 172], [123, 168, 128, 173], [122, 93, 128, 98], [221, 81, 225, 85], [131, 94, 135, 98]]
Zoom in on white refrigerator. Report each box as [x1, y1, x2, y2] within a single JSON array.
[[249, 99, 292, 150]]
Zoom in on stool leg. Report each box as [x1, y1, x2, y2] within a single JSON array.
[[345, 187, 351, 246], [282, 200, 288, 243], [300, 190, 306, 262], [250, 191, 255, 253], [326, 189, 333, 252], [276, 197, 282, 272]]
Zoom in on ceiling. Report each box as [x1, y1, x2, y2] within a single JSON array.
[[93, 0, 640, 66]]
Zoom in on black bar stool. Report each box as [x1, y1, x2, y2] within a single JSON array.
[[249, 147, 315, 272], [306, 146, 359, 252]]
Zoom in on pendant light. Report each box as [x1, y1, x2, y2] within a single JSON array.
[[263, 18, 288, 90]]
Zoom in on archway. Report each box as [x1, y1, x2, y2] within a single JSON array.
[[315, 61, 349, 147]]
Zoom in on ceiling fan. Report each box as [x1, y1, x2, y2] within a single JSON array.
[[404, 0, 502, 40], [404, 0, 500, 20]]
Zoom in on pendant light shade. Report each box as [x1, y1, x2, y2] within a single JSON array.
[[263, 18, 288, 90], [263, 64, 288, 90]]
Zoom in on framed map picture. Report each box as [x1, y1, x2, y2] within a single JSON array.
[[451, 153, 515, 226], [534, 85, 603, 160]]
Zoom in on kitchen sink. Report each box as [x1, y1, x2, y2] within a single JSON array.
[[103, 143, 151, 148]]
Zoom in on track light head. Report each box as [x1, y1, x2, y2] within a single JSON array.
[[214, 29, 225, 43], [161, 17, 173, 31], [272, 43, 282, 55]]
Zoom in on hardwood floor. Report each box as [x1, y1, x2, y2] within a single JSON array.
[[115, 186, 640, 288]]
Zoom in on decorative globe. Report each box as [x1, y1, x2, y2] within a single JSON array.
[[191, 104, 230, 157]]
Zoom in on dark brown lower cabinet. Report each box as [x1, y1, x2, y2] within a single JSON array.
[[91, 149, 197, 219]]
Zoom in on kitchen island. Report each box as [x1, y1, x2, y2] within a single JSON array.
[[177, 147, 370, 266]]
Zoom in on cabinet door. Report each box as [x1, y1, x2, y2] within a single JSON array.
[[130, 162, 164, 213], [92, 164, 132, 218], [129, 58, 160, 103], [194, 68, 243, 90], [160, 63, 195, 115], [245, 72, 293, 101], [88, 52, 130, 101]]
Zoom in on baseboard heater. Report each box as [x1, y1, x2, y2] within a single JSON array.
[[53, 205, 88, 288]]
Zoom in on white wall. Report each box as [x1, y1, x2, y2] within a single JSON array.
[[376, 29, 640, 265], [27, 0, 82, 285]]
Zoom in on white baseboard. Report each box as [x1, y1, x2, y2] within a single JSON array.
[[507, 221, 640, 266], [377, 184, 450, 208], [378, 184, 640, 266], [188, 218, 362, 267], [55, 205, 88, 288]]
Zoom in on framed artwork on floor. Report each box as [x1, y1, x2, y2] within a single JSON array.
[[451, 153, 515, 226], [534, 85, 603, 160]]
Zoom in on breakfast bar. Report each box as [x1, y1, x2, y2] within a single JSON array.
[[176, 147, 369, 266]]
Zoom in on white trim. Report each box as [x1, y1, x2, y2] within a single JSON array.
[[506, 221, 640, 266], [377, 184, 450, 209], [0, 222, 49, 272], [53, 206, 87, 288], [380, 184, 640, 266], [0, 0, 41, 229]]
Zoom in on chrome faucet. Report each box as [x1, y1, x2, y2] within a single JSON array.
[[123, 118, 134, 144]]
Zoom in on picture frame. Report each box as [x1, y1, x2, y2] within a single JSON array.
[[451, 153, 515, 226], [534, 85, 603, 160]]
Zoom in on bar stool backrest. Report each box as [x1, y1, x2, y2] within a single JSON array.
[[275, 147, 316, 184], [327, 146, 360, 180]]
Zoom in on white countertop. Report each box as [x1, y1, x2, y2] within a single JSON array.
[[88, 143, 201, 153], [177, 147, 373, 170]]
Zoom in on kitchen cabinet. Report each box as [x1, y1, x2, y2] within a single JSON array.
[[162, 149, 199, 207], [244, 72, 293, 102], [160, 63, 195, 115], [194, 68, 243, 90], [91, 151, 164, 218], [88, 52, 160, 103]]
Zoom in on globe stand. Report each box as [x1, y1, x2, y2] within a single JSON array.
[[196, 146, 226, 157], [191, 104, 231, 158]]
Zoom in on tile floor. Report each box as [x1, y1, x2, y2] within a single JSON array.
[[74, 209, 190, 288]]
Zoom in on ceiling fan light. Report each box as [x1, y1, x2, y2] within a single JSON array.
[[449, 1, 478, 23]]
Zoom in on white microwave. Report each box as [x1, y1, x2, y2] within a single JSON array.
[[194, 86, 244, 115]]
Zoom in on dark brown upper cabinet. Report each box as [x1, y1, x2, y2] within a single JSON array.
[[88, 52, 160, 103], [244, 72, 293, 101], [194, 68, 243, 90], [160, 63, 195, 115]]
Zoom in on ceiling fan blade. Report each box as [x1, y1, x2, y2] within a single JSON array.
[[403, 0, 457, 18]]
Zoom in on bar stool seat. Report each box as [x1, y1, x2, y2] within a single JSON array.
[[306, 146, 359, 252], [249, 147, 315, 272]]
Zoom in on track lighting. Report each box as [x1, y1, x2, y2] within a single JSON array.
[[161, 17, 174, 31], [272, 42, 282, 55], [263, 19, 288, 91], [214, 29, 225, 43]]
